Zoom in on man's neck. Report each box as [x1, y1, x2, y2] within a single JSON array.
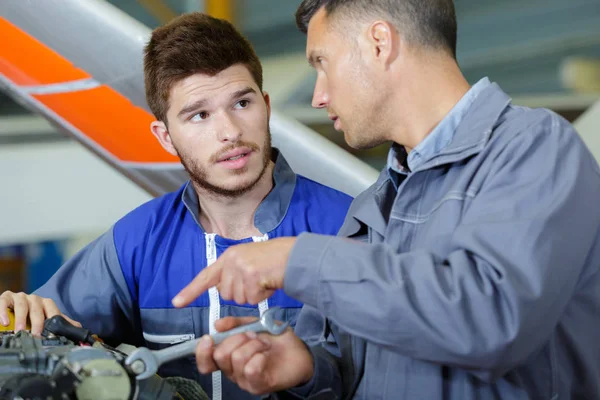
[[387, 54, 471, 152], [195, 161, 275, 240]]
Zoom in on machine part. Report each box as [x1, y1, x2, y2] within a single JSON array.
[[74, 358, 131, 400], [0, 330, 72, 376], [116, 343, 138, 355], [163, 377, 210, 400], [0, 373, 57, 399], [1, 328, 74, 349], [52, 346, 137, 398], [0, 329, 190, 399], [126, 306, 289, 380], [137, 375, 191, 400], [43, 315, 96, 345]]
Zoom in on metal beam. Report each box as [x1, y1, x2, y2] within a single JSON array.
[[136, 0, 177, 24], [0, 115, 67, 145], [0, 115, 57, 136], [206, 0, 233, 23]]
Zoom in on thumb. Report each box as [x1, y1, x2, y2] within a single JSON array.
[[214, 316, 258, 332]]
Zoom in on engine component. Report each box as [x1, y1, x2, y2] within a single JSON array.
[[0, 317, 185, 399], [43, 314, 98, 345]]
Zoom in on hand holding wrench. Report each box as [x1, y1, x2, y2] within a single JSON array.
[[125, 307, 289, 380]]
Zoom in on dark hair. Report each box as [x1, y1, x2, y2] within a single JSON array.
[[144, 12, 263, 122], [295, 0, 457, 58]]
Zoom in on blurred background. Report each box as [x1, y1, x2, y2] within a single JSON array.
[[1, 0, 599, 292]]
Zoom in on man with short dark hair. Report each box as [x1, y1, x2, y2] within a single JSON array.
[[0, 12, 352, 400], [176, 1, 600, 399]]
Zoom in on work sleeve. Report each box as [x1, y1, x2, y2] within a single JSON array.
[[34, 226, 140, 345], [283, 112, 600, 381]]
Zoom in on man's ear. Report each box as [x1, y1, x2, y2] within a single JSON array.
[[263, 91, 271, 119], [150, 120, 178, 156], [367, 20, 399, 68]]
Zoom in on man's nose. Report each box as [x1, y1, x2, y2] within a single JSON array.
[[217, 112, 242, 142], [311, 78, 329, 109]]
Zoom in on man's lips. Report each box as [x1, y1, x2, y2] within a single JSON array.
[[329, 115, 342, 130], [217, 147, 252, 162]]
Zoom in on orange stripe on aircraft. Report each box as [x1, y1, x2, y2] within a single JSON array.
[[33, 86, 178, 163], [0, 17, 90, 85], [0, 17, 178, 164]]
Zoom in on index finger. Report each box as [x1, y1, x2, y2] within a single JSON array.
[[172, 261, 223, 308]]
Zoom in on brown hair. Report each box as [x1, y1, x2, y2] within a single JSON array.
[[144, 12, 263, 123], [296, 0, 457, 59]]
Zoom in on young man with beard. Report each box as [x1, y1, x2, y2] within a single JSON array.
[[174, 1, 600, 399], [0, 12, 352, 400]]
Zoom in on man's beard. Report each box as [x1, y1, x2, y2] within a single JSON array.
[[178, 131, 272, 198]]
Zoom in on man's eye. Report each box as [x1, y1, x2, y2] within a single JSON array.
[[191, 112, 209, 121], [236, 100, 250, 108]]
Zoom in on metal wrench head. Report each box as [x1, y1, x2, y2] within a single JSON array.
[[258, 306, 289, 335], [125, 347, 157, 381]]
